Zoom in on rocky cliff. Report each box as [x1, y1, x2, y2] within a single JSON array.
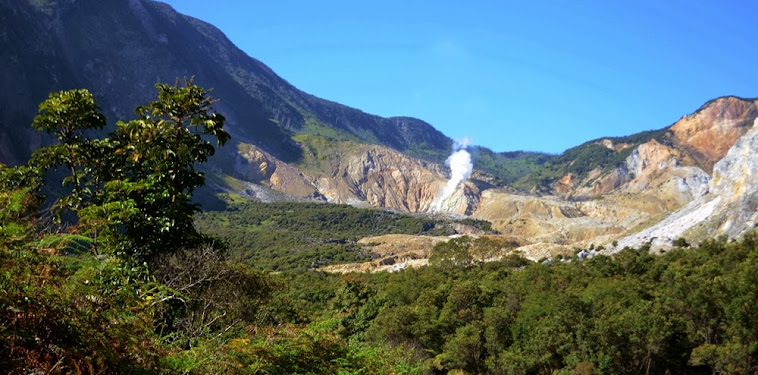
[[670, 96, 758, 172], [611, 118, 758, 251], [550, 97, 757, 199], [232, 141, 480, 215]]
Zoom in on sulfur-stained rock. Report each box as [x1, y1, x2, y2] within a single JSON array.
[[610, 118, 758, 251], [314, 145, 478, 215]]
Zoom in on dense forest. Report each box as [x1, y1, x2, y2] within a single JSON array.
[[1, 84, 757, 374], [195, 201, 498, 272]]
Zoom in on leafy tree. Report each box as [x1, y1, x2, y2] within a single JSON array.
[[97, 78, 229, 257], [27, 79, 229, 259], [29, 89, 106, 214], [470, 236, 511, 267], [430, 236, 475, 270], [438, 322, 485, 373], [430, 235, 510, 270]]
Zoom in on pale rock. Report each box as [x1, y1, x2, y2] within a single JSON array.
[[609, 118, 758, 251]]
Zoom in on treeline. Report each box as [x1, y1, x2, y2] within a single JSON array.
[[269, 234, 758, 374], [195, 202, 455, 271]]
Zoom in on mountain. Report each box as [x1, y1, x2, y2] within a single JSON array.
[[0, 0, 454, 162], [473, 97, 758, 256], [0, 0, 547, 182], [2, 0, 757, 264]]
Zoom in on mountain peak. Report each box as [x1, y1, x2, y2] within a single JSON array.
[[670, 96, 758, 172]]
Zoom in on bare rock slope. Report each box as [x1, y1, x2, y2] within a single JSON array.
[[233, 141, 480, 215], [611, 118, 758, 251]]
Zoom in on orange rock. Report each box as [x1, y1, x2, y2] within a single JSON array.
[[670, 96, 758, 172]]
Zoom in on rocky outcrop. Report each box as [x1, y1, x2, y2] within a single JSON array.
[[236, 145, 277, 181], [710, 122, 758, 204], [610, 118, 758, 251], [688, 117, 758, 239], [620, 140, 710, 204], [597, 139, 632, 152], [234, 143, 324, 199], [670, 96, 758, 172], [233, 142, 479, 214], [316, 147, 442, 211], [570, 139, 708, 205], [553, 98, 757, 204], [313, 145, 479, 214]]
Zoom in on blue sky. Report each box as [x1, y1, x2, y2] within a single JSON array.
[[162, 0, 758, 154]]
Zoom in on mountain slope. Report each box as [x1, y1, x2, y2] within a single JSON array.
[[0, 0, 452, 164], [1, 0, 551, 188], [611, 117, 758, 250]]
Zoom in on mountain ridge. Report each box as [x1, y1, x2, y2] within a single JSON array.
[[0, 0, 455, 164]]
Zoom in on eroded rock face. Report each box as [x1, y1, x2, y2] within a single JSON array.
[[611, 119, 758, 251], [236, 145, 276, 181], [234, 143, 323, 199], [702, 118, 758, 238], [670, 96, 758, 172], [621, 140, 709, 203], [597, 139, 632, 152], [315, 147, 443, 211], [711, 120, 758, 203], [315, 146, 479, 215], [555, 98, 758, 204], [234, 142, 479, 214], [564, 139, 710, 213]]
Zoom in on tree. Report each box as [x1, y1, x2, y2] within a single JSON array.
[[470, 236, 510, 267], [430, 235, 510, 269], [429, 235, 474, 270], [97, 78, 229, 257], [28, 78, 230, 260], [30, 89, 106, 214]]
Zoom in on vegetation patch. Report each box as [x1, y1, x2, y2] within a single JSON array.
[[195, 201, 454, 271]]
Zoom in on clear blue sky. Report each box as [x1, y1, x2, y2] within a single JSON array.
[[161, 0, 758, 154]]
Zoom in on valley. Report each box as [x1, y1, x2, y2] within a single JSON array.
[[215, 96, 758, 270]]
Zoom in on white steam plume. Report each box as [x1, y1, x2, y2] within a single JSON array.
[[433, 138, 474, 212], [455, 137, 472, 149]]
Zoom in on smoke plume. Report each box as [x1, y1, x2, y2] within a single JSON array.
[[433, 138, 474, 212]]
